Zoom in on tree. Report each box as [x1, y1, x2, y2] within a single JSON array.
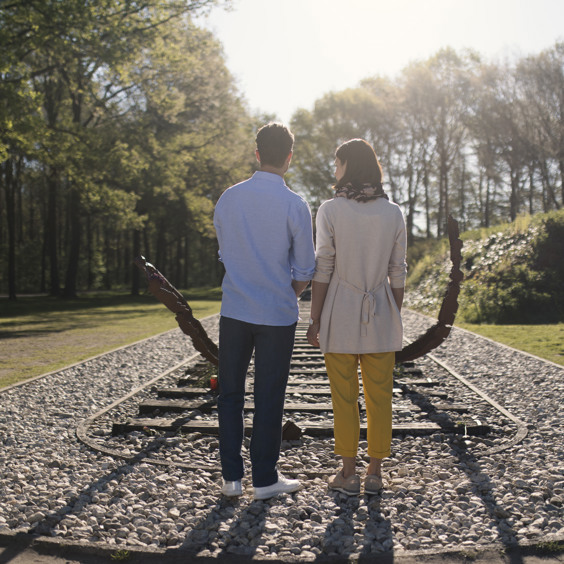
[[290, 83, 399, 213], [110, 20, 254, 293], [517, 43, 564, 210], [0, 0, 247, 298], [0, 8, 45, 299]]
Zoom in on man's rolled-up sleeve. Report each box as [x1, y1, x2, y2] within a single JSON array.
[[290, 200, 316, 281]]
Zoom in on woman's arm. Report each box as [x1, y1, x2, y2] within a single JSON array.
[[391, 286, 404, 312], [306, 280, 329, 347], [388, 208, 407, 311]]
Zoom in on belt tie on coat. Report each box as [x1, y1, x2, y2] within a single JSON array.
[[338, 278, 392, 336]]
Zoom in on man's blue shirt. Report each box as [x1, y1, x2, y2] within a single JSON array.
[[214, 171, 315, 326]]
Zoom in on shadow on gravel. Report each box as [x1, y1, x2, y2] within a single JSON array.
[[361, 494, 394, 557], [16, 436, 196, 558], [0, 463, 142, 563], [217, 499, 267, 559], [176, 495, 268, 558], [321, 493, 361, 558], [319, 491, 394, 561], [407, 387, 527, 563]]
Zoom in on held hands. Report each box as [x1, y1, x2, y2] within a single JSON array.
[[306, 321, 320, 348]]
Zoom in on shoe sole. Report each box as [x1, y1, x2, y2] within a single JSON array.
[[221, 486, 243, 497], [364, 487, 382, 495], [254, 486, 301, 500], [329, 486, 360, 496]]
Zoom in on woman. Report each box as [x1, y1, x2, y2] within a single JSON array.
[[306, 139, 407, 496]]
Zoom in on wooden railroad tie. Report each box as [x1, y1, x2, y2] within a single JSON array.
[[112, 418, 452, 438], [138, 399, 423, 415]]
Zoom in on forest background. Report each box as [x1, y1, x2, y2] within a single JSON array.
[[1, 0, 563, 312]]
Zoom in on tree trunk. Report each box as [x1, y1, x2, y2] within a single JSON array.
[[123, 235, 130, 287], [539, 160, 558, 210], [131, 229, 141, 296], [477, 170, 484, 227], [559, 158, 564, 207], [62, 68, 85, 299], [485, 176, 491, 228], [63, 185, 81, 298], [458, 158, 466, 232], [104, 227, 112, 290], [528, 165, 535, 215], [509, 168, 520, 222], [183, 232, 190, 288], [442, 164, 450, 236], [87, 214, 93, 290], [143, 228, 151, 263], [437, 170, 445, 238], [3, 159, 17, 300], [423, 163, 431, 239], [41, 224, 47, 293], [175, 236, 182, 286], [45, 170, 60, 296], [406, 158, 415, 245]]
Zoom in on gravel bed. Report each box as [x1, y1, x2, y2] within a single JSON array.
[[0, 310, 563, 560]]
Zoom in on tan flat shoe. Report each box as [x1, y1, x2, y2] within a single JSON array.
[[328, 470, 360, 496], [364, 474, 383, 495]]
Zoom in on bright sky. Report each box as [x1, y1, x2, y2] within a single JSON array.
[[197, 0, 564, 123]]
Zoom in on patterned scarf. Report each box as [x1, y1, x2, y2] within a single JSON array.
[[334, 182, 389, 203]]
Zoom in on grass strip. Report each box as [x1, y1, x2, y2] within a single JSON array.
[[0, 290, 221, 389], [456, 322, 564, 366]]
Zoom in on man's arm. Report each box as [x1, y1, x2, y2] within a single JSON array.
[[292, 279, 310, 297], [289, 199, 316, 296]]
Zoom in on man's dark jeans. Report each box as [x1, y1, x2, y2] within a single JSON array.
[[217, 316, 296, 488]]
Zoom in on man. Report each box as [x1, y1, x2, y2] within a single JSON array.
[[213, 122, 315, 500]]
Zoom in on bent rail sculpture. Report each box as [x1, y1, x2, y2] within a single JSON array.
[[395, 215, 463, 363], [135, 215, 463, 366], [134, 256, 219, 366]]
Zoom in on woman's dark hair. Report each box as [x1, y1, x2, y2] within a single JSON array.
[[255, 122, 294, 168], [334, 138, 383, 189]]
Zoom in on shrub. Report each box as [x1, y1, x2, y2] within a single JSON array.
[[406, 210, 564, 324]]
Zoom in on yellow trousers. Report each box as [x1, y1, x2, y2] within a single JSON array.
[[324, 352, 395, 459]]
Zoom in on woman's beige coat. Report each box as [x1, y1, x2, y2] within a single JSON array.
[[313, 197, 407, 354]]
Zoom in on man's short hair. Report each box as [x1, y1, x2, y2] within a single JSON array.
[[255, 123, 294, 168]]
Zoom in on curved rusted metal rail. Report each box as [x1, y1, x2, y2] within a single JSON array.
[[134, 256, 219, 366], [395, 215, 464, 363]]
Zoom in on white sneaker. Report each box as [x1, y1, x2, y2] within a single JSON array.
[[253, 474, 301, 500], [221, 480, 242, 497]]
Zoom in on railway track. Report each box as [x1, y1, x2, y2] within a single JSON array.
[[76, 306, 527, 478]]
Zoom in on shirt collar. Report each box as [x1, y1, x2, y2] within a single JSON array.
[[252, 171, 286, 186]]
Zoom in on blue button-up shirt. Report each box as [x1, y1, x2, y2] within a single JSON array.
[[214, 171, 316, 326]]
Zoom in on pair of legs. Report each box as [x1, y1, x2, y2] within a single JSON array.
[[217, 316, 296, 488], [324, 352, 395, 478]]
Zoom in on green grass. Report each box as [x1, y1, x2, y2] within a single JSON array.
[[533, 541, 564, 554], [456, 322, 564, 366], [0, 289, 221, 389]]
